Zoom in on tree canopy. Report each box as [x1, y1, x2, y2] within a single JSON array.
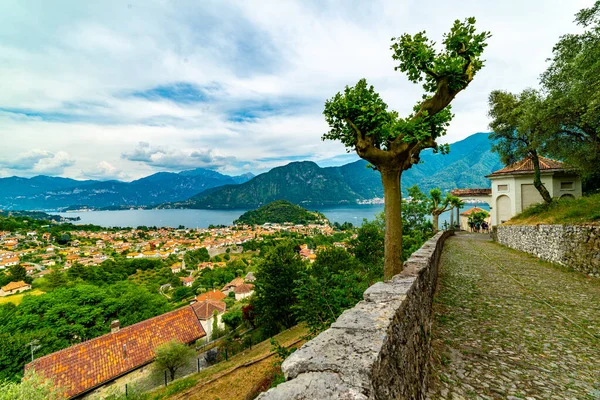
[[323, 18, 490, 278]]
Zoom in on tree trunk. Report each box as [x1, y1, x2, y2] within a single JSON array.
[[531, 153, 552, 203], [170, 368, 176, 381], [432, 213, 440, 234], [449, 207, 454, 228], [380, 167, 403, 280], [456, 207, 460, 229]]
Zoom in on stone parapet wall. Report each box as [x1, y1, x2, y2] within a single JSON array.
[[493, 225, 600, 276], [257, 230, 454, 400]]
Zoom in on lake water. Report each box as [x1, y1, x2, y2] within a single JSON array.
[[53, 203, 490, 229]]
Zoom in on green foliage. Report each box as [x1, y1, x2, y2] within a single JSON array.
[[153, 340, 196, 381], [540, 1, 600, 190], [184, 248, 210, 266], [509, 192, 600, 225], [293, 247, 370, 335], [234, 200, 327, 225], [349, 220, 384, 275], [221, 308, 243, 330], [0, 370, 65, 400], [403, 185, 433, 236], [468, 211, 489, 225], [253, 242, 305, 336], [0, 282, 171, 381]]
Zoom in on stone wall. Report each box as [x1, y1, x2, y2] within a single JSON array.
[[257, 231, 454, 400], [493, 225, 600, 276]]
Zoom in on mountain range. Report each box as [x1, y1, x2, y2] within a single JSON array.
[[166, 132, 503, 209], [0, 169, 254, 210], [0, 133, 503, 211]]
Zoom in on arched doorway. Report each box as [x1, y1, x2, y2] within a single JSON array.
[[496, 195, 511, 224]]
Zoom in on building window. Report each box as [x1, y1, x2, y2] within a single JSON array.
[[497, 184, 508, 192], [560, 182, 574, 190]]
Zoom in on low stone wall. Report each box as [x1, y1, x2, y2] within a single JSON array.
[[258, 230, 454, 400], [494, 224, 600, 276]]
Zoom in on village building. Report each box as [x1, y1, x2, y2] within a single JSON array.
[[233, 283, 255, 301], [222, 277, 244, 294], [452, 156, 582, 226], [0, 281, 31, 296], [181, 276, 195, 287], [244, 271, 256, 283], [194, 289, 226, 303], [190, 299, 226, 341], [459, 207, 491, 231], [25, 307, 206, 399]]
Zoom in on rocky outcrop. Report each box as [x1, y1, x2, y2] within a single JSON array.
[[257, 230, 453, 400], [493, 225, 600, 276]]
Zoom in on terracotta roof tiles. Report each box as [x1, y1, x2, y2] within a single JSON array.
[[488, 156, 566, 177], [190, 299, 226, 320], [25, 306, 205, 399]]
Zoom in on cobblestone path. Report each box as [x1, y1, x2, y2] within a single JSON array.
[[428, 233, 600, 400]]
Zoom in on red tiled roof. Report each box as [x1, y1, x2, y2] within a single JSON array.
[[191, 299, 226, 320], [195, 289, 226, 302], [450, 188, 491, 197], [234, 283, 255, 294], [25, 307, 205, 399], [460, 207, 489, 216], [223, 277, 244, 290], [487, 156, 566, 177]]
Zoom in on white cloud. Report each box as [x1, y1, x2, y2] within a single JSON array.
[[81, 161, 130, 181], [0, 0, 592, 179]]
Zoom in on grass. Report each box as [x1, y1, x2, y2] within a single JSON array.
[[0, 289, 44, 305], [148, 324, 308, 400], [506, 192, 600, 225]]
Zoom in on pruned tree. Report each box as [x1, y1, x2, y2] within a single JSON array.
[[428, 189, 455, 234], [153, 340, 195, 381], [449, 196, 464, 229], [323, 18, 490, 279], [488, 89, 552, 203]]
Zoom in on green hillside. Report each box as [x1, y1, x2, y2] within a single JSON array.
[[234, 200, 327, 225], [165, 133, 504, 210]]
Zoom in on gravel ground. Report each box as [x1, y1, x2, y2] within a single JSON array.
[[428, 233, 600, 400]]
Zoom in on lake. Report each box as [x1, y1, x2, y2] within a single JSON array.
[[53, 203, 490, 229]]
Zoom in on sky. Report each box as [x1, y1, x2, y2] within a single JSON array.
[[0, 0, 592, 181]]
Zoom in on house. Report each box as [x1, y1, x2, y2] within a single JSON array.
[[244, 272, 256, 283], [190, 299, 226, 341], [170, 263, 182, 274], [194, 289, 226, 303], [452, 156, 582, 226], [0, 281, 31, 296], [459, 207, 491, 231], [222, 277, 245, 294], [25, 307, 206, 399], [0, 256, 19, 269], [233, 283, 255, 301], [198, 262, 214, 271], [181, 276, 195, 287]]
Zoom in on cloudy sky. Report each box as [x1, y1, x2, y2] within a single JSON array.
[[0, 0, 591, 181]]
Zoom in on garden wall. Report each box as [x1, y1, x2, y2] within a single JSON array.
[[257, 230, 454, 400], [493, 224, 600, 276]]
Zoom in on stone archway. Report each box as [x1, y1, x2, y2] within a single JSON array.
[[496, 195, 511, 224]]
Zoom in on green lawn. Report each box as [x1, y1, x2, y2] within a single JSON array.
[[507, 192, 600, 225], [0, 289, 44, 305]]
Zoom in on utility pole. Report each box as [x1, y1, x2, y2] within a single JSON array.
[[27, 339, 41, 362]]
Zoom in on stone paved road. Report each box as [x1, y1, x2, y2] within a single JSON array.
[[428, 233, 600, 400]]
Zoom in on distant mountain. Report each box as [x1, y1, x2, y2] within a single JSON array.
[[1, 133, 503, 211], [0, 168, 253, 210], [234, 200, 327, 225], [167, 161, 362, 209], [169, 133, 503, 209]]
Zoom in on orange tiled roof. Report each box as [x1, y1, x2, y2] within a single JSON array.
[[460, 207, 489, 216], [450, 188, 492, 197], [487, 156, 566, 177], [191, 299, 226, 320], [223, 277, 244, 289], [1, 281, 29, 292], [25, 307, 205, 399], [234, 283, 255, 294], [195, 289, 226, 302]]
